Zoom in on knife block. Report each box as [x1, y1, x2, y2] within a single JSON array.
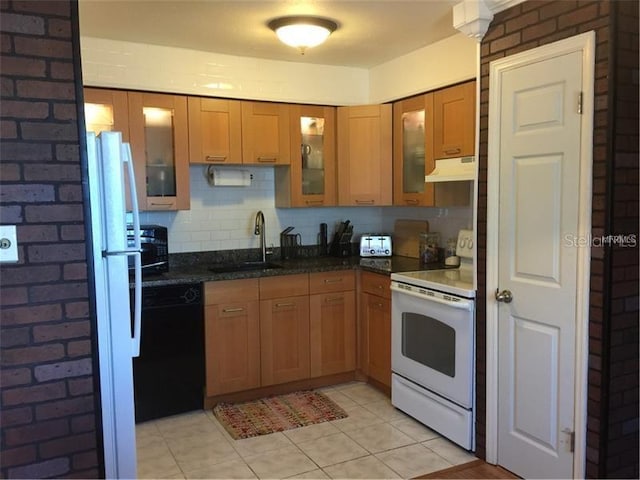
[[329, 234, 353, 257], [280, 232, 301, 260]]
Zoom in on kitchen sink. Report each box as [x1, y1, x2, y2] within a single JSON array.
[[208, 261, 283, 274]]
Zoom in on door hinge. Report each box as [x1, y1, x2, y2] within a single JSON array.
[[577, 92, 583, 115], [570, 431, 575, 452], [562, 428, 575, 452]]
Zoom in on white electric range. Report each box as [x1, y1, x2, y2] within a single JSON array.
[[389, 229, 476, 450]]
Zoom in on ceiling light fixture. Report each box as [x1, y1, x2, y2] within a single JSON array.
[[268, 15, 338, 54]]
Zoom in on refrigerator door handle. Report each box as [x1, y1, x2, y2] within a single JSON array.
[[130, 250, 142, 358], [123, 142, 142, 358], [103, 249, 142, 256]]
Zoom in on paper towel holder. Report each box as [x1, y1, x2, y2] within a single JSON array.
[[204, 165, 253, 187]]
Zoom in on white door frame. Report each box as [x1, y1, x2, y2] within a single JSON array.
[[485, 31, 595, 479]]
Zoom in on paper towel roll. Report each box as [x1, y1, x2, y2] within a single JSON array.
[[205, 166, 252, 187]]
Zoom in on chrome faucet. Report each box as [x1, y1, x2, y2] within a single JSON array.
[[254, 210, 266, 263]]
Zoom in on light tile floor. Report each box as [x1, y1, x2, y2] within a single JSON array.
[[136, 381, 476, 479]]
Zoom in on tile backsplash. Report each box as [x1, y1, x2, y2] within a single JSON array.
[[139, 165, 472, 254]]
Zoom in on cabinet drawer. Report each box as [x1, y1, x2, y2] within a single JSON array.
[[260, 273, 309, 300], [309, 270, 355, 294], [360, 271, 391, 299], [204, 278, 259, 305]]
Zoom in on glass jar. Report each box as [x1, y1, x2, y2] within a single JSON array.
[[420, 232, 440, 264], [445, 238, 457, 258]]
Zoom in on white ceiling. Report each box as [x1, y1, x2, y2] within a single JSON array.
[[78, 1, 460, 68]]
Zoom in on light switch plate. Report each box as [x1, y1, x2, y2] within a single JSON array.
[[0, 225, 19, 263]]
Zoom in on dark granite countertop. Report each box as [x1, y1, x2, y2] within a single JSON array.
[[138, 252, 432, 287]]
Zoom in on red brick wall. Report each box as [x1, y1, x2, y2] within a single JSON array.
[[477, 1, 638, 478], [0, 1, 103, 477], [604, 1, 639, 477]]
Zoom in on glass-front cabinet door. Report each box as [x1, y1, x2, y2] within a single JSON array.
[[392, 93, 435, 206], [128, 92, 190, 210], [275, 105, 336, 207], [83, 88, 129, 140], [84, 88, 136, 209], [301, 115, 325, 196]]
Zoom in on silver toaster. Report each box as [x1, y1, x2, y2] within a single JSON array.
[[359, 234, 392, 257]]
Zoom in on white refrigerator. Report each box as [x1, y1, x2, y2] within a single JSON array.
[[87, 131, 142, 479]]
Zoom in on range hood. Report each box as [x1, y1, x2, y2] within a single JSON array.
[[425, 156, 476, 183]]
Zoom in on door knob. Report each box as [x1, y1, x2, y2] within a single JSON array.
[[495, 289, 513, 303]]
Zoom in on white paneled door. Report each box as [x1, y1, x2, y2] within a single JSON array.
[[495, 48, 584, 479]]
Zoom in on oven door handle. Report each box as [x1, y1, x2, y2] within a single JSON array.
[[391, 283, 474, 311]]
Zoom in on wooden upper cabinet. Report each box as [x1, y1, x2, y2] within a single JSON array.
[[275, 104, 337, 207], [188, 97, 242, 164], [128, 92, 190, 210], [83, 87, 130, 141], [337, 104, 393, 206], [393, 93, 435, 207], [241, 101, 290, 165], [433, 81, 476, 159]]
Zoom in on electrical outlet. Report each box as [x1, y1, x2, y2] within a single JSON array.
[[0, 225, 18, 263]]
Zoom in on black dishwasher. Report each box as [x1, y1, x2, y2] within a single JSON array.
[[132, 283, 204, 423]]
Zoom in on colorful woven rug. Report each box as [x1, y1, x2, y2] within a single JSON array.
[[213, 390, 348, 439]]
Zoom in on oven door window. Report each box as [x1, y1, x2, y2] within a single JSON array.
[[402, 312, 455, 377]]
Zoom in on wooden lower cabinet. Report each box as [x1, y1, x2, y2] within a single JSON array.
[[360, 271, 392, 388], [259, 274, 310, 386], [205, 271, 359, 398], [309, 270, 356, 377], [260, 295, 310, 386], [204, 279, 260, 396], [363, 293, 391, 387]]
